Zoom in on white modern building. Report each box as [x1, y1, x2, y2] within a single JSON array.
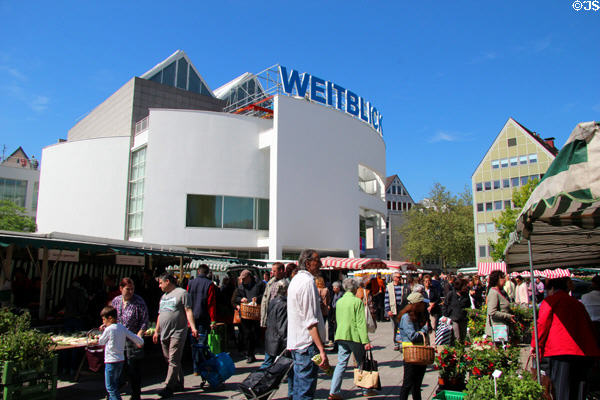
[[0, 147, 40, 219], [37, 51, 387, 260]]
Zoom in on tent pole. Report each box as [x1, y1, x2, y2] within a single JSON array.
[[528, 239, 541, 384]]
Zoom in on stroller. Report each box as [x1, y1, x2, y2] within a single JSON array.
[[238, 351, 294, 400], [192, 343, 236, 389]]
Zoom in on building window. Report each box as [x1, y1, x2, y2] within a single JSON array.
[[510, 157, 518, 166], [501, 158, 509, 168], [530, 174, 539, 182], [391, 186, 396, 194], [477, 203, 484, 212], [387, 201, 391, 210], [256, 198, 269, 230], [476, 183, 483, 192], [407, 203, 412, 210], [186, 194, 269, 230], [511, 177, 520, 187], [493, 180, 500, 190], [484, 181, 491, 191], [486, 202, 493, 211], [479, 246, 487, 257], [477, 224, 486, 233], [0, 178, 27, 208], [486, 222, 495, 232], [127, 147, 146, 238], [392, 202, 397, 211], [529, 153, 538, 163], [521, 176, 529, 186], [503, 179, 510, 188], [504, 200, 511, 209], [494, 200, 502, 210], [491, 160, 500, 169], [519, 155, 528, 165], [508, 138, 517, 147], [32, 181, 39, 211]]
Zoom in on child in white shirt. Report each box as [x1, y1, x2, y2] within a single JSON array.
[[98, 306, 144, 400]]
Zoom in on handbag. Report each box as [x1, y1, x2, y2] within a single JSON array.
[[526, 355, 554, 400], [207, 329, 222, 355], [435, 320, 453, 346], [353, 348, 381, 390], [233, 309, 242, 324], [489, 315, 508, 342], [363, 295, 377, 333]]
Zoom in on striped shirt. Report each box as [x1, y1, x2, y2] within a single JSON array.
[[384, 284, 405, 314]]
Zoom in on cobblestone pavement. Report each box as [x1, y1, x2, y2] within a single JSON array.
[[58, 321, 445, 399]]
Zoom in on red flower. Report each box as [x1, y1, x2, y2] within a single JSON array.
[[443, 349, 449, 354], [489, 362, 494, 368], [472, 367, 481, 375], [441, 363, 447, 368]]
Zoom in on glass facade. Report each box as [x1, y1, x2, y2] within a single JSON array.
[[0, 178, 27, 207], [146, 57, 213, 97], [127, 147, 146, 238], [32, 181, 39, 211], [186, 195, 269, 230]]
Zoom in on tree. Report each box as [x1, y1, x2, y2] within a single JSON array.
[[488, 179, 539, 261], [399, 183, 475, 271], [0, 200, 36, 232]]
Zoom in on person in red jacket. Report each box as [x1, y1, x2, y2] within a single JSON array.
[[532, 277, 600, 399]]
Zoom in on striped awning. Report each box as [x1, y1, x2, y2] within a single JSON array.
[[383, 260, 417, 271], [478, 262, 507, 276], [320, 257, 386, 270], [543, 268, 573, 279], [505, 122, 600, 268]]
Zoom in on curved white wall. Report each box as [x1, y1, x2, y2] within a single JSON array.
[[271, 95, 386, 258], [141, 109, 272, 248], [37, 136, 130, 238]]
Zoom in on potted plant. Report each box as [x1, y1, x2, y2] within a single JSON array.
[[466, 306, 486, 338], [464, 371, 543, 399], [466, 338, 519, 378], [435, 344, 468, 390]]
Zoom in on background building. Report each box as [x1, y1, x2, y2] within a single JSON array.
[[0, 147, 40, 219], [37, 51, 387, 260], [385, 175, 414, 260], [472, 118, 558, 264]]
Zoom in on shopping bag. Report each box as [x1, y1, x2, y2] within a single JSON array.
[[233, 309, 242, 324], [435, 321, 453, 345], [491, 323, 508, 342], [207, 329, 222, 355], [354, 349, 381, 390], [363, 296, 377, 333]]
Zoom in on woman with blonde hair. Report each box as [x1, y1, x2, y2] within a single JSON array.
[[316, 276, 331, 321]]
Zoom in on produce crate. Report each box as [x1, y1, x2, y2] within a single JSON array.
[[0, 359, 57, 400], [433, 390, 466, 400]]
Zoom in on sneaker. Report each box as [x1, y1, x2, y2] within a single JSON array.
[[158, 388, 173, 398], [246, 356, 258, 363]]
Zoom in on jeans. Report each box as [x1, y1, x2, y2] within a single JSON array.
[[190, 324, 210, 373], [391, 315, 400, 345], [330, 341, 366, 396], [399, 363, 427, 400], [290, 344, 319, 400], [260, 353, 277, 370], [121, 341, 144, 399], [105, 361, 124, 400]]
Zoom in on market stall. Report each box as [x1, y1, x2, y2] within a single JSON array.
[[504, 121, 600, 383]]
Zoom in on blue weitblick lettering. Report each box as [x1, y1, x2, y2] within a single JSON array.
[[310, 75, 326, 104], [280, 66, 310, 98], [333, 84, 345, 109], [378, 115, 383, 134], [346, 91, 359, 116], [326, 81, 333, 106], [359, 98, 369, 123], [371, 107, 379, 131]]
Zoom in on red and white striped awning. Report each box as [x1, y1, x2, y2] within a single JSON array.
[[383, 260, 417, 271], [543, 268, 573, 279], [320, 257, 386, 270], [478, 262, 507, 276], [509, 268, 573, 279]]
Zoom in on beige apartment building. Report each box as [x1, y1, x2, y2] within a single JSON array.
[[472, 118, 558, 264]]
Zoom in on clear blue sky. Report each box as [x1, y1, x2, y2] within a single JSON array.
[[1, 1, 598, 201]]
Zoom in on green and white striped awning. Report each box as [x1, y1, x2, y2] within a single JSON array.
[[505, 121, 600, 268], [167, 257, 268, 273]]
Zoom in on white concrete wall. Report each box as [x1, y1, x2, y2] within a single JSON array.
[[272, 95, 386, 258], [36, 137, 130, 238], [142, 109, 272, 248], [0, 165, 40, 218]]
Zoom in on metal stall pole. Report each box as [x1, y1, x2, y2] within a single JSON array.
[[528, 239, 541, 384]]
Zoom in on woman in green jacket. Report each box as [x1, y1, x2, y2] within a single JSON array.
[[328, 278, 373, 400]]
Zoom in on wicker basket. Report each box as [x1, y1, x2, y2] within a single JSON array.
[[240, 303, 260, 320], [403, 332, 435, 365]]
